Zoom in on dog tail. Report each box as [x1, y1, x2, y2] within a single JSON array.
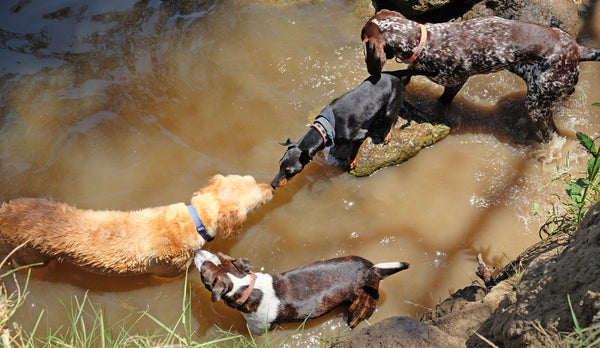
[[371, 261, 410, 279], [580, 47, 600, 62]]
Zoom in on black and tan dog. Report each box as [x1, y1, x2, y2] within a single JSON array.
[[271, 70, 427, 188], [194, 250, 409, 335]]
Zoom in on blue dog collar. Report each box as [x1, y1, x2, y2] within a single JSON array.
[[187, 204, 214, 242], [313, 105, 336, 146]]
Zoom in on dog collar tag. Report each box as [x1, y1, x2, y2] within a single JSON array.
[[187, 204, 214, 242], [236, 272, 257, 305]]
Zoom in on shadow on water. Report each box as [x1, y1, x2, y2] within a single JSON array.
[[410, 153, 533, 311], [405, 82, 580, 147]]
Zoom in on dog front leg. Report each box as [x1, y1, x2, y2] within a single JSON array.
[[439, 82, 465, 105], [382, 117, 398, 145], [347, 142, 363, 170]]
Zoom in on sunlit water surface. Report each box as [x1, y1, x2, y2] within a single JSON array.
[[0, 0, 599, 345]]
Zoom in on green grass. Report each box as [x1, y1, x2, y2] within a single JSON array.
[[536, 104, 600, 345], [538, 105, 600, 346], [564, 294, 600, 347], [539, 130, 600, 238]]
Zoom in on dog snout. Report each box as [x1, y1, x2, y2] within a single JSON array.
[[271, 171, 288, 189], [194, 249, 220, 268], [271, 177, 287, 189]]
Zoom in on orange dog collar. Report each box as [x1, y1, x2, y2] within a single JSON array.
[[407, 24, 427, 63], [236, 272, 257, 305]]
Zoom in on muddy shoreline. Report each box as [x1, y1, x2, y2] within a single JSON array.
[[332, 217, 591, 347]]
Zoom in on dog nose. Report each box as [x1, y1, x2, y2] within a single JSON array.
[[271, 176, 285, 189]]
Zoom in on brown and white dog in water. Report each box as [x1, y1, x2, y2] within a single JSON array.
[[194, 249, 409, 335], [361, 9, 600, 142], [0, 175, 273, 277]]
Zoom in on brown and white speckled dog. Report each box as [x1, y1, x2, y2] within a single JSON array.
[[362, 9, 600, 142], [0, 174, 273, 277], [194, 249, 409, 335]]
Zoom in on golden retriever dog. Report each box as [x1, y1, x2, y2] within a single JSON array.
[[0, 174, 273, 277]]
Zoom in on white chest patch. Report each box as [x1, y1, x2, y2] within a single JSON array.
[[239, 273, 280, 334]]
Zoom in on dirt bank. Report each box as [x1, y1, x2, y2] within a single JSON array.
[[333, 201, 600, 347]]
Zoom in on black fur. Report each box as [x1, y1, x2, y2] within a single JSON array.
[[271, 70, 420, 188]]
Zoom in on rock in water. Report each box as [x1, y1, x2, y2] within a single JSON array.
[[349, 115, 450, 177]]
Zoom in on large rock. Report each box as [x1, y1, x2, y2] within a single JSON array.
[[331, 316, 464, 348], [349, 101, 450, 177], [372, 0, 456, 16], [425, 282, 513, 344], [460, 0, 586, 37], [372, 0, 591, 37]]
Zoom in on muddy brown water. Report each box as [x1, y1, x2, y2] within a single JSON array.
[[0, 0, 599, 345]]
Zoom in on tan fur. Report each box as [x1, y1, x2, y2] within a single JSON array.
[[0, 174, 273, 277]]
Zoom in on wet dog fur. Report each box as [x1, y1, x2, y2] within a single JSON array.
[[194, 249, 409, 335], [0, 174, 273, 277], [362, 9, 600, 142]]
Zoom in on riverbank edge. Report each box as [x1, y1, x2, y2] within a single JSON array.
[[331, 201, 600, 347]]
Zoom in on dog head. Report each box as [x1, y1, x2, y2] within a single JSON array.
[[271, 139, 312, 188], [194, 250, 254, 303], [361, 10, 404, 75], [191, 174, 273, 238]]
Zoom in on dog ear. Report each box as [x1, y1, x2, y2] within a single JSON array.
[[299, 150, 312, 166], [279, 138, 296, 147], [193, 174, 224, 196], [232, 258, 254, 274], [364, 38, 386, 75], [215, 251, 234, 264], [217, 210, 245, 238], [199, 262, 220, 290], [361, 22, 386, 76], [211, 278, 231, 302]]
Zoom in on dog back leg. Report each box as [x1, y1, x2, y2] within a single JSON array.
[[527, 98, 558, 142], [346, 288, 378, 328]]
